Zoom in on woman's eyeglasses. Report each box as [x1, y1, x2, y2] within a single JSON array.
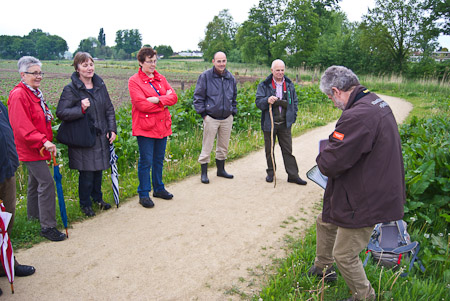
[[24, 72, 44, 78]]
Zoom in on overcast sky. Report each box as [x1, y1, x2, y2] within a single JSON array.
[[0, 0, 448, 53]]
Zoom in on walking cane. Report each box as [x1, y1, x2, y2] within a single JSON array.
[[269, 103, 276, 188]]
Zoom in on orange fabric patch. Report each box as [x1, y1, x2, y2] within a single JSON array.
[[333, 131, 344, 141]]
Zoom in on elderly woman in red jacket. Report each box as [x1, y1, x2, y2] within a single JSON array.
[[128, 47, 178, 208], [7, 56, 66, 242]]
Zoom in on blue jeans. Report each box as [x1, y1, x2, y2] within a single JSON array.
[[137, 136, 167, 197]]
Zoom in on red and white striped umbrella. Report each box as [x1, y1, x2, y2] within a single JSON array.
[[0, 201, 14, 293]]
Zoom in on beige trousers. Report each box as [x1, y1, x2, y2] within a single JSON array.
[[198, 115, 233, 164], [315, 213, 376, 300]]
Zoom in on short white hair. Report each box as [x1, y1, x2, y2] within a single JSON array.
[[271, 59, 285, 69], [18, 56, 42, 74]]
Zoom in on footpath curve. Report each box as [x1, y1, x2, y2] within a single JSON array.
[[5, 95, 412, 300]]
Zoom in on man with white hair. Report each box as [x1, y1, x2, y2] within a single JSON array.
[[308, 65, 405, 301], [255, 59, 307, 185]]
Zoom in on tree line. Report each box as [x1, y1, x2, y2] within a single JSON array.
[[199, 0, 450, 78], [0, 28, 173, 61], [0, 29, 68, 60], [76, 28, 174, 59]]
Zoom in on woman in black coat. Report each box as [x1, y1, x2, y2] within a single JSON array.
[[56, 52, 117, 217]]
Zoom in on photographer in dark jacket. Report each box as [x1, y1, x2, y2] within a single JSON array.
[[0, 102, 35, 291], [56, 52, 117, 217], [193, 51, 237, 184], [255, 59, 307, 185], [307, 66, 405, 301]]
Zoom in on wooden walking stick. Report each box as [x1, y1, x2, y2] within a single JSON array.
[[269, 103, 276, 188]]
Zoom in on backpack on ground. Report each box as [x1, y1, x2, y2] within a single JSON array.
[[363, 220, 425, 276]]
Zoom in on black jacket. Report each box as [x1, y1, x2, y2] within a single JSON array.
[[193, 68, 237, 119], [0, 102, 19, 183], [56, 73, 116, 171], [317, 86, 405, 228], [255, 75, 298, 132]]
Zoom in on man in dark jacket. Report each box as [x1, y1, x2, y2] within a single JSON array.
[[308, 66, 405, 301], [255, 59, 307, 185], [0, 102, 36, 289], [193, 51, 237, 184]]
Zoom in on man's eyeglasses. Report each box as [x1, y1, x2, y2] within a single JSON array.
[[24, 72, 44, 78]]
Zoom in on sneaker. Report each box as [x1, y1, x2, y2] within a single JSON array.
[[266, 175, 274, 183], [139, 197, 155, 208], [307, 265, 337, 282], [41, 227, 66, 242], [288, 177, 307, 185], [153, 190, 173, 200], [81, 206, 95, 217]]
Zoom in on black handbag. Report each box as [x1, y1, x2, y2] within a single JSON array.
[[56, 83, 96, 148]]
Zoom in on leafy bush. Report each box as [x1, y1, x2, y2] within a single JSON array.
[[400, 115, 450, 229]]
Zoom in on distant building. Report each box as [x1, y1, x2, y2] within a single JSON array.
[[432, 51, 450, 62], [408, 51, 450, 62], [409, 51, 422, 62], [176, 51, 203, 57]]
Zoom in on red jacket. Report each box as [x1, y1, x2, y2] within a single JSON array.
[[128, 69, 178, 138], [7, 82, 53, 161]]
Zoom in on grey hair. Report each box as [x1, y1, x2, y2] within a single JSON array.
[[18, 56, 42, 74], [319, 66, 359, 95], [271, 59, 285, 69]]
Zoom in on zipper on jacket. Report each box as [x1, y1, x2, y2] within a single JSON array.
[[221, 77, 225, 118]]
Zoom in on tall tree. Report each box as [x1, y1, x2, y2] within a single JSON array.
[[98, 28, 106, 46], [236, 0, 288, 64], [361, 0, 438, 72], [284, 0, 320, 66], [75, 37, 99, 56], [198, 9, 237, 61], [425, 0, 450, 35], [154, 45, 173, 58], [115, 29, 142, 58]]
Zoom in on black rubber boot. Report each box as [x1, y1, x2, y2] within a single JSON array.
[[201, 163, 209, 184], [216, 159, 233, 179]]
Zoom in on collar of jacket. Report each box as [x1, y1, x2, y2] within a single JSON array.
[[138, 68, 162, 83], [263, 74, 292, 85], [16, 82, 40, 102], [211, 67, 231, 79], [345, 85, 369, 110], [71, 72, 104, 91]]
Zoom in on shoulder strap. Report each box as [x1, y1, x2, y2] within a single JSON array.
[[148, 81, 161, 96], [396, 220, 409, 245]]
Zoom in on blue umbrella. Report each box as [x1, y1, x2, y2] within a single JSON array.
[[52, 155, 69, 238], [109, 144, 120, 208]]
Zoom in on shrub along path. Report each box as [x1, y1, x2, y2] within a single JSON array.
[[6, 95, 411, 300]]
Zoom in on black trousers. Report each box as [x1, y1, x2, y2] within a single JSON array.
[[78, 170, 103, 208], [263, 123, 299, 179]]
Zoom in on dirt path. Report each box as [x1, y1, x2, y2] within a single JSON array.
[[4, 95, 412, 300]]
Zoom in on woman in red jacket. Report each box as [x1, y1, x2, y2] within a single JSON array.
[[7, 56, 66, 242], [128, 47, 178, 208]]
